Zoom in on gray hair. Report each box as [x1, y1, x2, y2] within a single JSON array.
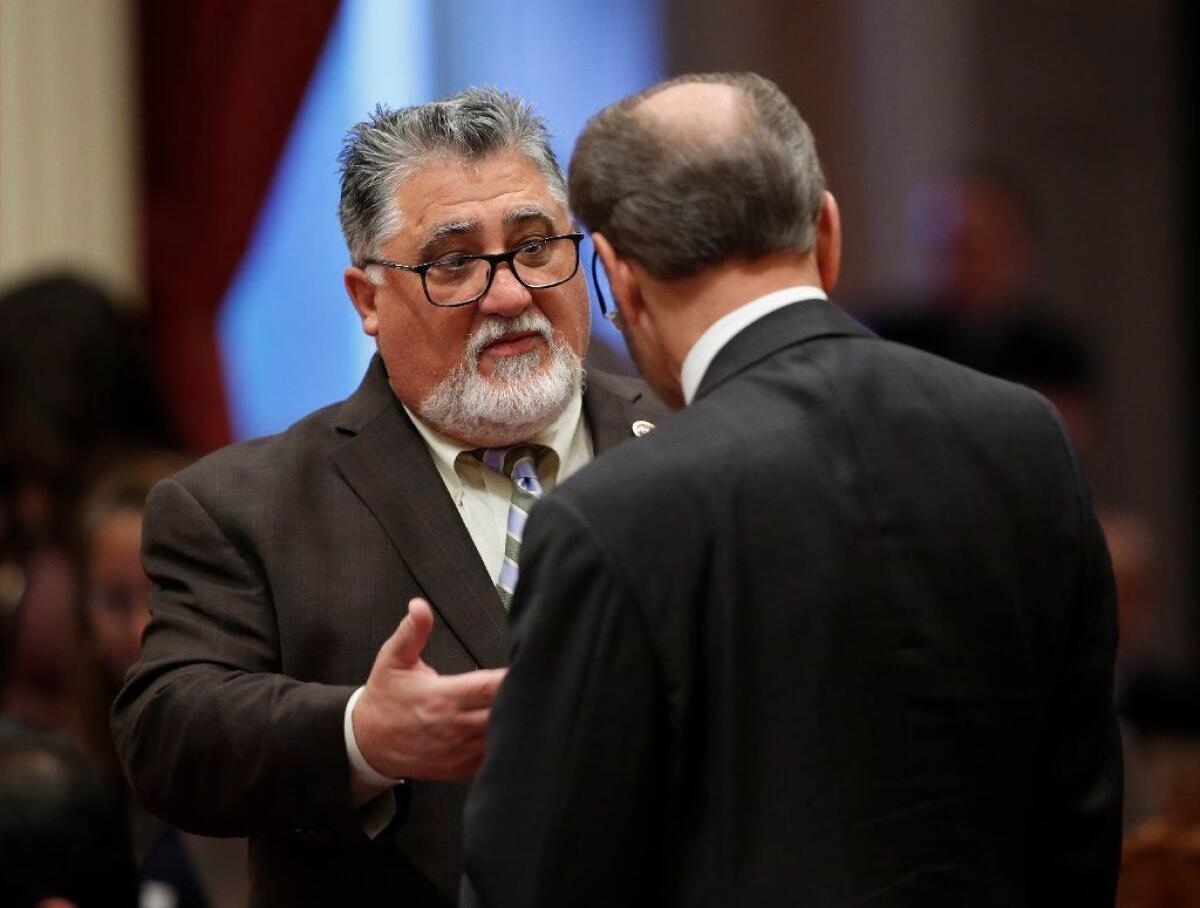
[[337, 87, 567, 264], [568, 72, 825, 280]]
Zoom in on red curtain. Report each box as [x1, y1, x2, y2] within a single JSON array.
[[140, 0, 340, 452]]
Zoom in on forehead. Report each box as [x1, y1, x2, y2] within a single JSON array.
[[393, 151, 566, 248]]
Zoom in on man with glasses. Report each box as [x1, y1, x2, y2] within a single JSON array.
[[462, 73, 1122, 906], [113, 88, 664, 907]]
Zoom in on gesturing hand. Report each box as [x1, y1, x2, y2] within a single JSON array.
[[352, 598, 507, 781]]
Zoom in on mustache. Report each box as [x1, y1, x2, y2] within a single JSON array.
[[466, 311, 553, 361]]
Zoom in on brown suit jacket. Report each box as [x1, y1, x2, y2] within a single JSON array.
[[112, 355, 667, 907]]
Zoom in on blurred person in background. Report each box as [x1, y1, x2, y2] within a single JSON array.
[[1118, 815, 1200, 907], [72, 452, 192, 778], [0, 717, 140, 908], [70, 451, 247, 908], [113, 88, 665, 907], [871, 166, 1200, 840], [870, 164, 1098, 453], [0, 274, 176, 745]]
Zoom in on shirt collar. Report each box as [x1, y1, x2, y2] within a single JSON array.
[[403, 389, 584, 494], [679, 285, 827, 404]]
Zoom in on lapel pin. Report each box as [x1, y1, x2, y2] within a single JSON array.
[[631, 420, 655, 438]]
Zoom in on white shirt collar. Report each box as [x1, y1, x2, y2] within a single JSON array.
[[679, 285, 827, 404], [403, 389, 584, 494]]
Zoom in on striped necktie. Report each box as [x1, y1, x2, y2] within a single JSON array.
[[477, 445, 546, 610]]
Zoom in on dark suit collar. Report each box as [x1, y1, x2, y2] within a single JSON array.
[[333, 354, 396, 435], [695, 297, 874, 401], [328, 355, 660, 668]]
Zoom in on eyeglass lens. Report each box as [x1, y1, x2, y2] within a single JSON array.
[[425, 237, 577, 306]]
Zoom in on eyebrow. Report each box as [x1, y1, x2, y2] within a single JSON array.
[[417, 218, 480, 261], [502, 204, 557, 228], [415, 205, 561, 262]]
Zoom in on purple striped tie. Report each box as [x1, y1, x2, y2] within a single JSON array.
[[477, 445, 546, 610]]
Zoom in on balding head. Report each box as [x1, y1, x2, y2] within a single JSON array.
[[634, 81, 747, 143], [569, 72, 825, 280]]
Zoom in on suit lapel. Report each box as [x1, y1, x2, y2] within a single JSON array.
[[326, 358, 666, 669], [696, 298, 874, 401], [329, 357, 508, 668]]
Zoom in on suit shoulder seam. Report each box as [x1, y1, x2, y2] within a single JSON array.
[[540, 492, 657, 642]]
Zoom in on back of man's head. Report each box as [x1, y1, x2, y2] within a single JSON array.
[[569, 72, 825, 281], [0, 720, 139, 908]]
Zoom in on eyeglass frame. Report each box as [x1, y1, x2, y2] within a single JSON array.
[[361, 232, 585, 308], [589, 248, 622, 323]]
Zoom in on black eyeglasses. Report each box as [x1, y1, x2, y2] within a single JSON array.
[[363, 232, 584, 308]]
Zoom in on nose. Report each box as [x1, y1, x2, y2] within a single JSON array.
[[476, 260, 533, 318]]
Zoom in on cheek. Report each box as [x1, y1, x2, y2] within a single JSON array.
[[376, 302, 475, 401], [548, 281, 591, 353]]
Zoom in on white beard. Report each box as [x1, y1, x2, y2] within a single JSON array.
[[416, 309, 582, 446]]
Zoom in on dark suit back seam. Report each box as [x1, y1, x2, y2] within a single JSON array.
[[546, 494, 667, 688], [804, 340, 888, 539]]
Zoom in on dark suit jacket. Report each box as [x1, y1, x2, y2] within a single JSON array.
[[462, 299, 1122, 907], [111, 355, 666, 907]]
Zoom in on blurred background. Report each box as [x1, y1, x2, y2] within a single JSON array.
[[1, 1, 1197, 905]]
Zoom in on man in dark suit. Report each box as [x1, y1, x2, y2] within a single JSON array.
[[112, 88, 665, 907], [462, 72, 1122, 906]]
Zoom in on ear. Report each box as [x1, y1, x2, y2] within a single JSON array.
[[344, 266, 381, 336], [815, 191, 842, 293], [592, 233, 645, 327]]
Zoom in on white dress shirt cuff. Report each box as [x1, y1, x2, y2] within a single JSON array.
[[344, 686, 402, 838]]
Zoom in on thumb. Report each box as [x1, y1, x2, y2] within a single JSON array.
[[386, 597, 435, 667]]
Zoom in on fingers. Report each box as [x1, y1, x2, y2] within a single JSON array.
[[442, 668, 507, 710], [387, 597, 435, 667], [357, 666, 503, 780], [457, 707, 492, 737]]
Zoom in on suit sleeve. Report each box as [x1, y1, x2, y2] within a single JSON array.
[[111, 477, 368, 842], [1029, 411, 1123, 905], [461, 494, 667, 908]]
